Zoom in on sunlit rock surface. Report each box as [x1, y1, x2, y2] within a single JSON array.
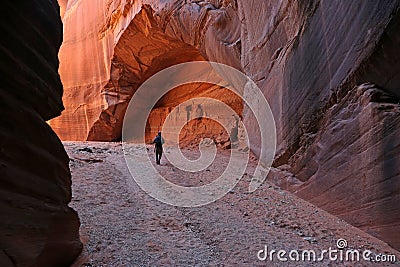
[[49, 0, 241, 141], [0, 1, 82, 265], [50, 0, 400, 249]]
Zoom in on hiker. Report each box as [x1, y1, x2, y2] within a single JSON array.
[[152, 131, 164, 165]]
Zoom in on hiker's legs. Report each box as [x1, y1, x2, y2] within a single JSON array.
[[155, 152, 159, 164], [156, 148, 162, 164]]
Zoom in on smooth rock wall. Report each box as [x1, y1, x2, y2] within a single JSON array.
[[239, 0, 400, 249], [49, 0, 241, 141]]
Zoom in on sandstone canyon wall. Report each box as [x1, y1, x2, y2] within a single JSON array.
[[0, 1, 82, 266], [50, 0, 400, 249], [50, 0, 242, 141], [239, 0, 400, 250]]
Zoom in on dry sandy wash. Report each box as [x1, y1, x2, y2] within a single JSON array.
[[66, 142, 399, 267]]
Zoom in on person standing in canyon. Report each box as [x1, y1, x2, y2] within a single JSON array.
[[153, 131, 164, 165]]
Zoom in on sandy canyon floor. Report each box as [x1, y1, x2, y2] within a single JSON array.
[[65, 142, 399, 267]]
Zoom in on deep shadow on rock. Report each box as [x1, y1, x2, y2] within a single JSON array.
[[0, 0, 82, 266]]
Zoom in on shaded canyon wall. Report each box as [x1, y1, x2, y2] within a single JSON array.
[[239, 0, 400, 249], [50, 0, 400, 249], [0, 1, 82, 266]]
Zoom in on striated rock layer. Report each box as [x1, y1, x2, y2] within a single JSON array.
[[0, 1, 82, 266], [293, 83, 400, 251], [49, 0, 241, 141], [50, 0, 400, 249], [239, 0, 400, 250]]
